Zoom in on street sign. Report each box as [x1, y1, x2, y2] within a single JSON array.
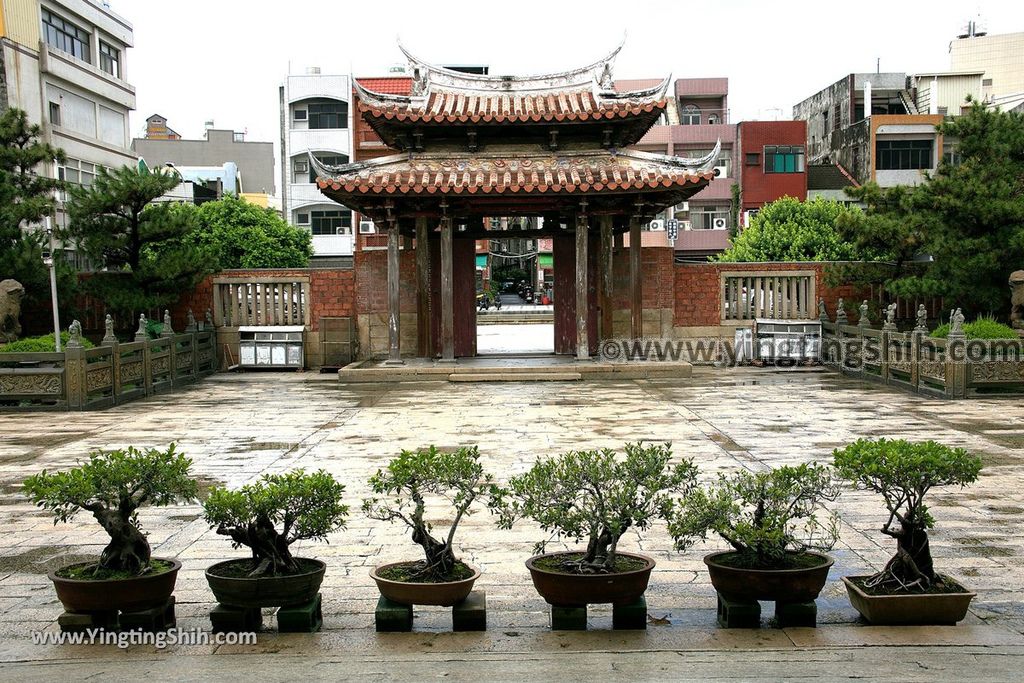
[[666, 219, 679, 242]]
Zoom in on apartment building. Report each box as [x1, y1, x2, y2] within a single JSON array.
[[279, 68, 353, 262], [0, 0, 135, 201]]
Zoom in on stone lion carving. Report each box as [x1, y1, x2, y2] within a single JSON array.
[[1011, 270, 1024, 330], [0, 279, 26, 344]]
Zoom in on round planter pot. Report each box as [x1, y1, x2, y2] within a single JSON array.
[[704, 551, 834, 603], [48, 557, 182, 613], [526, 551, 655, 607], [205, 558, 326, 608], [370, 562, 480, 606], [842, 575, 976, 625]]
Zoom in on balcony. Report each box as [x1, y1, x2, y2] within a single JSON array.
[[288, 129, 350, 157], [40, 44, 135, 110]]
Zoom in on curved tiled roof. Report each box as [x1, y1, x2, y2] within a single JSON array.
[[313, 146, 719, 197]]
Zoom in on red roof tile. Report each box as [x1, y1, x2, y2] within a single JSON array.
[[675, 78, 729, 97], [316, 150, 714, 196], [355, 77, 413, 95], [357, 90, 666, 125]]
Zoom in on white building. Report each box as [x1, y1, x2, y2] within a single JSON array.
[[279, 68, 354, 260], [1, 0, 136, 203]]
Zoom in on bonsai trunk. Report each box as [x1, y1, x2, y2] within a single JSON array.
[[871, 519, 935, 591], [412, 525, 456, 579], [221, 515, 299, 577], [93, 508, 151, 574]]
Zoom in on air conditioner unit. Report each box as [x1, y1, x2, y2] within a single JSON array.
[[358, 219, 375, 234], [649, 219, 665, 231], [714, 165, 728, 178], [294, 160, 309, 173], [712, 217, 729, 230], [335, 227, 348, 235]]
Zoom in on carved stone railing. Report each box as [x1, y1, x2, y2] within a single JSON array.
[[821, 318, 1024, 399], [1, 325, 217, 411]]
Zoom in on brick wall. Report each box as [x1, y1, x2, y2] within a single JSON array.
[[674, 262, 866, 327]]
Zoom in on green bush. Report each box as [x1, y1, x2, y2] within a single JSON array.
[[204, 469, 348, 577], [499, 443, 697, 574], [833, 438, 981, 591], [931, 316, 1019, 340], [23, 444, 197, 574], [669, 463, 841, 569], [0, 332, 94, 353]]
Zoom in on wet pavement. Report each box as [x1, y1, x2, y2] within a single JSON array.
[[0, 367, 1022, 679]]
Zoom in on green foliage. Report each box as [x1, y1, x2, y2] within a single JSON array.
[[204, 470, 348, 549], [838, 103, 1024, 316], [670, 464, 841, 569], [716, 196, 864, 262], [171, 195, 312, 270], [0, 108, 77, 323], [23, 443, 197, 524], [145, 318, 164, 339], [62, 165, 214, 317], [833, 438, 980, 532], [931, 316, 1019, 340], [363, 446, 502, 580], [492, 265, 529, 286], [499, 443, 697, 571], [0, 331, 93, 353]]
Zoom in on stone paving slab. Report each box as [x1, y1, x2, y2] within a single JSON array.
[[0, 367, 1022, 678]]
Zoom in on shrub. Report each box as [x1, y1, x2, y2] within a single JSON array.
[[363, 446, 502, 581], [499, 443, 697, 574], [833, 438, 982, 592], [0, 331, 94, 353], [23, 444, 197, 575], [669, 464, 841, 569], [203, 470, 348, 577], [931, 316, 1019, 340]]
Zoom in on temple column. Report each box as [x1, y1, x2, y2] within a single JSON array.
[[629, 216, 642, 340], [575, 211, 589, 360], [439, 215, 456, 363], [415, 217, 431, 358], [598, 215, 613, 341], [384, 218, 403, 365]]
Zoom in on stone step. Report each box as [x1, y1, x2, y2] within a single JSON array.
[[449, 372, 582, 382]]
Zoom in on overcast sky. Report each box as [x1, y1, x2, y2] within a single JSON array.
[[123, 0, 1022, 172]]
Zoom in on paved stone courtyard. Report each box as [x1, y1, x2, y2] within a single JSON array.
[[1, 368, 1023, 680]]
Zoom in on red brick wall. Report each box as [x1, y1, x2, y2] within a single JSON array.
[[610, 246, 675, 309], [738, 120, 808, 210], [674, 262, 866, 327], [354, 250, 417, 315]]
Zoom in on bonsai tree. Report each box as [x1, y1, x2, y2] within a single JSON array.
[[23, 444, 197, 575], [833, 438, 982, 591], [670, 464, 841, 568], [203, 469, 348, 577], [363, 445, 503, 581], [499, 442, 698, 573]]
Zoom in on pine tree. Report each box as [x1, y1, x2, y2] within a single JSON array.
[[0, 108, 77, 329], [62, 165, 214, 317]]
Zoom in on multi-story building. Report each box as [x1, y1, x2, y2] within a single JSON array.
[[793, 73, 943, 187], [143, 113, 179, 139], [1, 0, 136, 225], [736, 120, 807, 225], [132, 118, 275, 198], [279, 67, 353, 263], [949, 27, 1024, 109]]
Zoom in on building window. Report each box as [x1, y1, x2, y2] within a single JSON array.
[[690, 207, 730, 230], [296, 212, 310, 225], [307, 100, 348, 129], [309, 154, 348, 182], [876, 139, 933, 170], [764, 145, 805, 173], [99, 41, 120, 78], [58, 158, 98, 188], [745, 152, 760, 166], [49, 102, 62, 127], [293, 109, 307, 122], [310, 209, 352, 235], [680, 104, 701, 125], [42, 9, 91, 63]]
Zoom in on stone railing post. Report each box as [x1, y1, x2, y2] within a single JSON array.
[[945, 307, 967, 399], [65, 320, 86, 410], [910, 330, 922, 391]]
